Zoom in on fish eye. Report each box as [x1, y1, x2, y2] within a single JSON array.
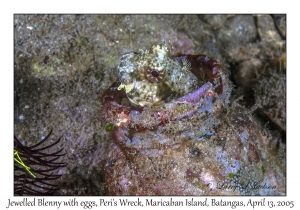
[[151, 70, 159, 77], [146, 68, 165, 82]]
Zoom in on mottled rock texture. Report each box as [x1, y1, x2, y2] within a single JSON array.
[[14, 14, 286, 195]]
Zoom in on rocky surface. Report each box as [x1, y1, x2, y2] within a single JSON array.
[[14, 14, 286, 195], [256, 15, 282, 42]]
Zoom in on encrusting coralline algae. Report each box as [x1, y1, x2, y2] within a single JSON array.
[[101, 44, 285, 195]]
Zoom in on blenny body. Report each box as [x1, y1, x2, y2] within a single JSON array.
[[117, 44, 201, 107], [102, 43, 231, 130]]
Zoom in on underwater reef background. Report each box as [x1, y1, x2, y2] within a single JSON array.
[[14, 14, 286, 195]]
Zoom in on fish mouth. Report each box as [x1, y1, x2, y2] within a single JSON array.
[[117, 83, 135, 93]]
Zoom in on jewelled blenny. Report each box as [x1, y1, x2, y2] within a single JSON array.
[[117, 44, 201, 107]]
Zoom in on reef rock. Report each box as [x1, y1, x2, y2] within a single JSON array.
[[101, 44, 286, 195]]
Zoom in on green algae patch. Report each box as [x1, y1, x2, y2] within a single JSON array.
[[105, 123, 114, 132]]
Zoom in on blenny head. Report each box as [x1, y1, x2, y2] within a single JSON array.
[[117, 44, 200, 107]]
